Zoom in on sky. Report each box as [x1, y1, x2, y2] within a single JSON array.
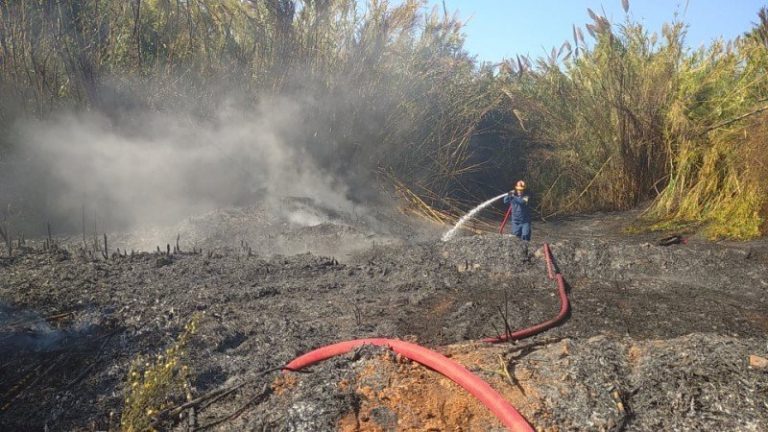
[[423, 0, 767, 63]]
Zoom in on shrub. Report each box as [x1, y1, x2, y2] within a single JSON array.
[[120, 315, 198, 432]]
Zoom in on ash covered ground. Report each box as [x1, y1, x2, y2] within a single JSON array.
[[1, 199, 767, 431]]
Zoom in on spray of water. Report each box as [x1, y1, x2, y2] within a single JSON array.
[[441, 193, 508, 241]]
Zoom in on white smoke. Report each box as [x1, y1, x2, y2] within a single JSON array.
[[14, 97, 357, 231]]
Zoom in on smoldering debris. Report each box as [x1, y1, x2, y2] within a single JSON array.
[[0, 304, 68, 353], [44, 197, 409, 260], [0, 304, 105, 354], [1, 97, 362, 236], [2, 225, 768, 430]]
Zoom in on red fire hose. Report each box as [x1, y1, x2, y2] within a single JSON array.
[[481, 272, 567, 343], [499, 205, 513, 234], [285, 338, 534, 432], [283, 242, 568, 431], [543, 242, 555, 280], [482, 244, 568, 343]]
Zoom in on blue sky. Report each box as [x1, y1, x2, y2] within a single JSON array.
[[422, 0, 767, 63]]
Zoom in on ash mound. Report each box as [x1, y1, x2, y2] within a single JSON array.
[[57, 197, 433, 261]]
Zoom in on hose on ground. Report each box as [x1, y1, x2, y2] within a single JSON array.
[[544, 242, 555, 280], [285, 338, 534, 432], [283, 242, 568, 431], [481, 272, 567, 343], [482, 244, 568, 343]]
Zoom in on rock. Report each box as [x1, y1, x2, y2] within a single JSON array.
[[559, 338, 574, 358], [748, 354, 768, 369], [456, 261, 481, 273]]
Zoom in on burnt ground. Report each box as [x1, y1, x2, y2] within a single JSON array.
[[0, 201, 767, 431]]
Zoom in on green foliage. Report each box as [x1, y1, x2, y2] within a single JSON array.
[[500, 14, 685, 215], [645, 35, 768, 239], [498, 5, 768, 239]]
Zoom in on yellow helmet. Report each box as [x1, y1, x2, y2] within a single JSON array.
[[515, 180, 526, 191]]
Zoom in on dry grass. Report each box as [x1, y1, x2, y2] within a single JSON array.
[[0, 0, 494, 222], [2, 1, 766, 239], [644, 37, 768, 239], [499, 13, 683, 215], [120, 314, 199, 432], [493, 4, 768, 239]]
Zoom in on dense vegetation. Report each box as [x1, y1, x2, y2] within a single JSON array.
[[1, 0, 766, 238], [503, 7, 768, 239]]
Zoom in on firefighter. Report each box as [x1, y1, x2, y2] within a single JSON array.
[[503, 180, 531, 241]]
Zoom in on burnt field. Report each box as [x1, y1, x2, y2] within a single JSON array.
[[1, 204, 767, 431]]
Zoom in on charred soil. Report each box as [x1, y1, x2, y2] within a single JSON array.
[[1, 208, 767, 431]]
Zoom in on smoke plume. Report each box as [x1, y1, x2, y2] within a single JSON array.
[[3, 97, 359, 235]]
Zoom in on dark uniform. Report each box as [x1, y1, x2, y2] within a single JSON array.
[[503, 191, 531, 241]]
